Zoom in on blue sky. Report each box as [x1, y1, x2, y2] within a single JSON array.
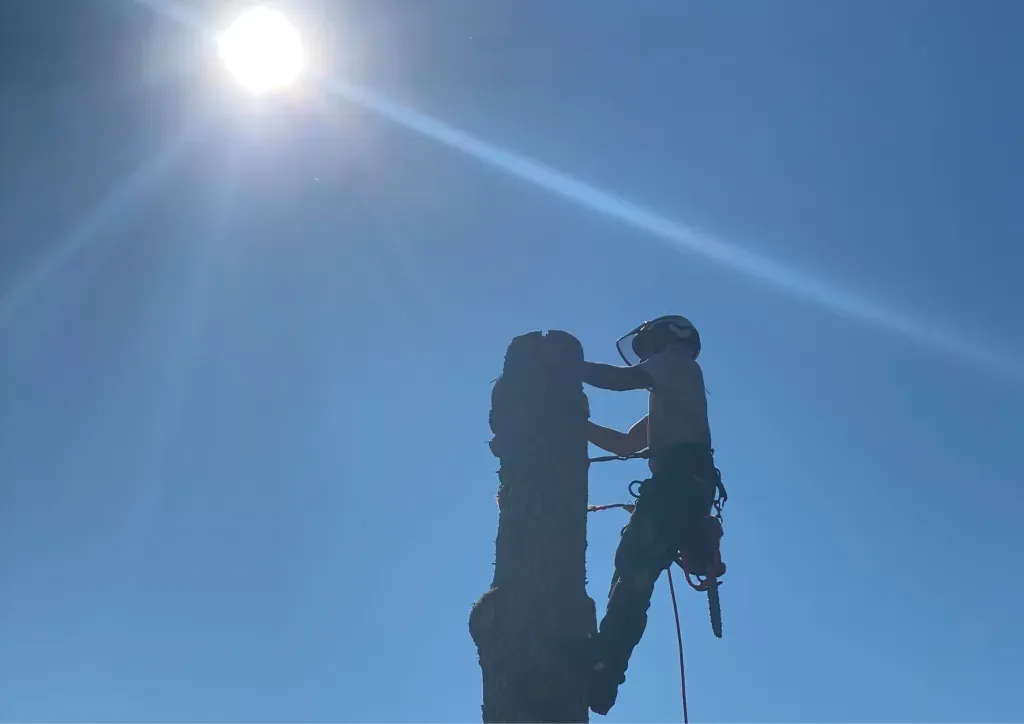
[[1, 1, 1022, 721]]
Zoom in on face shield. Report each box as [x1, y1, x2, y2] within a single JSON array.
[[616, 316, 701, 366], [615, 323, 648, 367]]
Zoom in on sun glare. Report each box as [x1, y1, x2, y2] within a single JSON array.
[[218, 7, 305, 94]]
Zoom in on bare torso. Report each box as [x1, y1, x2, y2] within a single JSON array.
[[640, 348, 712, 472]]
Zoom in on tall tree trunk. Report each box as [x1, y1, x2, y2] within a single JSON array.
[[470, 331, 596, 723]]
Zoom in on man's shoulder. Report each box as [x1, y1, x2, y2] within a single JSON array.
[[652, 347, 700, 369], [642, 348, 701, 385]]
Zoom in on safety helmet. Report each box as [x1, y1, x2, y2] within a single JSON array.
[[616, 315, 700, 366]]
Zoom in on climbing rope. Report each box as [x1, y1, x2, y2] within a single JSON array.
[[587, 501, 690, 724], [666, 566, 689, 724], [586, 502, 635, 513], [588, 451, 650, 464]]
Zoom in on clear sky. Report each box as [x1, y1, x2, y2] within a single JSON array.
[[2, 1, 1022, 722]]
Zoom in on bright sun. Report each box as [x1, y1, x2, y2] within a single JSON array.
[[218, 6, 305, 94]]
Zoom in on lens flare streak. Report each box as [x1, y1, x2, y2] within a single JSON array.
[[128, 0, 1024, 384]]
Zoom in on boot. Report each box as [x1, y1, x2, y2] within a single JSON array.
[[588, 658, 625, 716]]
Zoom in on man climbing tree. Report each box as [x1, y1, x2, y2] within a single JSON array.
[[551, 315, 724, 716]]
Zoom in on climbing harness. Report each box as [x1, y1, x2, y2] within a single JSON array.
[[590, 458, 728, 631], [587, 451, 728, 722]]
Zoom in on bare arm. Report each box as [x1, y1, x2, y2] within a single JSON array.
[[581, 361, 653, 392], [587, 416, 649, 457]]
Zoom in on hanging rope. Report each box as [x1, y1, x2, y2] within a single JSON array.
[[666, 566, 689, 724], [588, 502, 689, 723]]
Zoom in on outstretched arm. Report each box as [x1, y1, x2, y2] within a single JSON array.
[[581, 361, 653, 391], [587, 416, 648, 457]]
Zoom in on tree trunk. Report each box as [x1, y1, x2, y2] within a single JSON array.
[[470, 331, 597, 723]]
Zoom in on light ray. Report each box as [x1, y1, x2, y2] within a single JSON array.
[[0, 128, 198, 330], [320, 80, 1023, 383], [136, 0, 1024, 384]]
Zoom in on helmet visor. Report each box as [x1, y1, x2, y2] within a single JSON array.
[[615, 326, 646, 366], [617, 317, 699, 365]]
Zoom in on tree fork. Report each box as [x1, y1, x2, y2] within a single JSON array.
[[470, 330, 597, 723]]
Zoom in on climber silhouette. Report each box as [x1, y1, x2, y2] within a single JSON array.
[[550, 315, 722, 715]]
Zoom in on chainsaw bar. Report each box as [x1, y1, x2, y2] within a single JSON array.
[[707, 578, 723, 638]]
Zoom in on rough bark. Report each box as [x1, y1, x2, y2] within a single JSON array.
[[470, 330, 597, 723]]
